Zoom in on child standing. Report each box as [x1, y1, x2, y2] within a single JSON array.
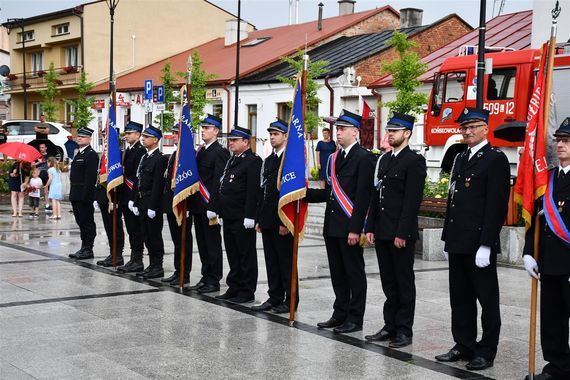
[[46, 157, 63, 219], [28, 168, 43, 218]]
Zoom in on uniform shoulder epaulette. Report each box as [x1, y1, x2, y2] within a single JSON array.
[[491, 147, 502, 153]]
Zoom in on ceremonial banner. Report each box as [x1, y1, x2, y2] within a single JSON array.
[[277, 75, 308, 238], [105, 96, 123, 194], [172, 85, 199, 225]]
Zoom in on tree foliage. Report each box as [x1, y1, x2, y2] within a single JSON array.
[[277, 50, 329, 134], [380, 31, 428, 115], [187, 51, 216, 130], [66, 70, 95, 129], [154, 62, 178, 132], [40, 63, 60, 121]]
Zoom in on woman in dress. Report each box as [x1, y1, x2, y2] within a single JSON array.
[[45, 157, 63, 219], [8, 160, 29, 217], [315, 127, 337, 189]]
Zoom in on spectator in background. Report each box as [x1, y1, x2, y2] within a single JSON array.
[[35, 142, 52, 212], [35, 114, 50, 140], [27, 168, 43, 218], [0, 121, 7, 145], [8, 160, 29, 217], [45, 157, 63, 219], [315, 127, 336, 189]]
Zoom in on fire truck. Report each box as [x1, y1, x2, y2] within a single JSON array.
[[424, 47, 570, 174]]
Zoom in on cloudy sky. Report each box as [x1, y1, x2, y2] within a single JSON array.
[[1, 0, 534, 29]]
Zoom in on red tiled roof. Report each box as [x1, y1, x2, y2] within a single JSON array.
[[91, 6, 399, 94], [368, 10, 532, 88]]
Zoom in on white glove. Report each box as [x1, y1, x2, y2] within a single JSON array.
[[523, 255, 540, 280], [132, 207, 140, 216], [207, 211, 217, 220], [218, 217, 223, 226], [243, 218, 255, 229], [475, 245, 491, 268], [147, 209, 156, 219], [93, 201, 99, 211], [128, 200, 135, 213], [443, 251, 448, 261]]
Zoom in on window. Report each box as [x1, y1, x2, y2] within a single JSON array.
[[277, 102, 291, 124], [444, 72, 466, 103], [31, 103, 42, 120], [65, 46, 78, 67], [242, 37, 271, 47], [487, 68, 516, 100], [65, 102, 76, 123], [247, 105, 257, 136], [30, 52, 43, 75], [19, 30, 34, 43], [54, 23, 69, 36], [212, 103, 223, 118]]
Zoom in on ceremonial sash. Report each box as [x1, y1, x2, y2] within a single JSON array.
[[199, 180, 210, 203], [327, 151, 353, 218], [543, 170, 570, 246], [124, 177, 134, 190]]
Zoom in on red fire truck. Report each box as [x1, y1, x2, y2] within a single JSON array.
[[424, 47, 570, 173]]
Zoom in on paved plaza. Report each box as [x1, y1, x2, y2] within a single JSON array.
[[0, 199, 545, 379]]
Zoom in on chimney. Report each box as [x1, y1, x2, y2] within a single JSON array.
[[225, 19, 249, 46], [318, 2, 324, 31], [399, 8, 423, 28], [338, 0, 355, 16]]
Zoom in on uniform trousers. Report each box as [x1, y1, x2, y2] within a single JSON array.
[[100, 202, 125, 256], [324, 237, 367, 325], [448, 253, 501, 360], [223, 218, 258, 298], [140, 209, 164, 268], [166, 212, 192, 276], [540, 274, 570, 377], [375, 239, 416, 337], [122, 205, 144, 262], [193, 213, 223, 285], [71, 201, 97, 248], [261, 228, 297, 306]]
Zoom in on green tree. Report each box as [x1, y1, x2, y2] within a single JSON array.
[[380, 31, 428, 115], [277, 50, 329, 134], [186, 51, 216, 130], [154, 62, 178, 132], [66, 71, 95, 129], [40, 62, 60, 121]]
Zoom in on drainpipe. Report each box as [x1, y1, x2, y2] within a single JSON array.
[[222, 82, 231, 137], [71, 7, 85, 71], [372, 88, 382, 149], [324, 75, 334, 126]]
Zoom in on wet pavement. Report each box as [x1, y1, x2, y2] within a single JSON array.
[[0, 198, 544, 379]]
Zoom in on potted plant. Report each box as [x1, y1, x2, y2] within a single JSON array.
[[37, 70, 47, 77], [63, 66, 78, 74], [7, 74, 18, 81]]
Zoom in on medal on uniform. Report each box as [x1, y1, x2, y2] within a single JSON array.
[[465, 177, 471, 188], [559, 201, 565, 213]]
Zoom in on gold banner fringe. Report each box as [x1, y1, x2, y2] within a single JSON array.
[[172, 182, 199, 226]]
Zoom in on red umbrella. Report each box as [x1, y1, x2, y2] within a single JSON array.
[[0, 142, 43, 163]]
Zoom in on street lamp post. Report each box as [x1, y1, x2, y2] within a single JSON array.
[[7, 18, 28, 119], [476, 0, 486, 109], [106, 0, 120, 95]]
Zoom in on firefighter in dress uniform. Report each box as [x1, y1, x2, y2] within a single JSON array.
[[306, 109, 374, 334], [251, 119, 297, 314], [68, 127, 100, 260], [435, 107, 510, 371], [133, 125, 167, 279], [188, 114, 230, 293], [364, 112, 426, 348], [215, 126, 262, 304], [523, 117, 570, 380]]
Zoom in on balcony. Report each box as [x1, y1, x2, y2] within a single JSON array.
[[4, 66, 82, 94]]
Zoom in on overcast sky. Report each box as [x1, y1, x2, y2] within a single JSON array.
[[1, 0, 534, 29]]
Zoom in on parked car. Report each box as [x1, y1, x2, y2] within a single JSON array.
[[3, 120, 72, 159]]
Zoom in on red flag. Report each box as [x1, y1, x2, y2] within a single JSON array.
[[514, 43, 549, 230], [361, 97, 371, 121], [99, 150, 108, 184]]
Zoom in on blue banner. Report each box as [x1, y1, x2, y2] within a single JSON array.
[[172, 85, 199, 225], [106, 96, 123, 193], [278, 76, 308, 237]]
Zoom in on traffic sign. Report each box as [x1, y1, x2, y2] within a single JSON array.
[[144, 102, 152, 113], [157, 85, 164, 103], [154, 103, 166, 112], [144, 80, 153, 100]]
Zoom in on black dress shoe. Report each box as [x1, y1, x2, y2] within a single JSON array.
[[169, 276, 189, 286], [75, 249, 94, 260], [365, 328, 394, 342], [136, 266, 152, 277], [389, 333, 412, 348], [465, 357, 493, 371], [189, 281, 205, 290], [119, 261, 143, 273], [215, 292, 236, 300], [272, 304, 290, 314], [161, 273, 179, 283], [142, 267, 164, 279], [251, 301, 274, 311], [317, 317, 344, 329], [227, 296, 254, 304], [524, 373, 554, 380], [435, 349, 466, 362], [69, 248, 85, 258], [97, 256, 124, 267], [333, 321, 362, 334], [197, 284, 220, 294]]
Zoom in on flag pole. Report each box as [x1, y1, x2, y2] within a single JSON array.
[[288, 54, 308, 326], [528, 2, 560, 377], [111, 86, 118, 269]]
